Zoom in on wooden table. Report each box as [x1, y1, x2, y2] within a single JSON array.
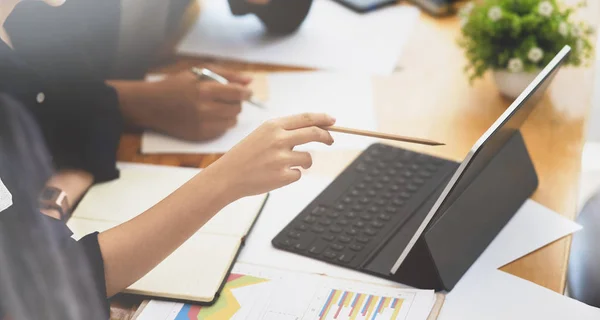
[[111, 2, 599, 318]]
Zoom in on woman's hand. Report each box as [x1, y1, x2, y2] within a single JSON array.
[[206, 113, 335, 201], [111, 66, 253, 141]]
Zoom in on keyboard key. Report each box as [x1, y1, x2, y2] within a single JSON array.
[[375, 198, 387, 206], [312, 226, 326, 233], [319, 219, 332, 226], [364, 155, 375, 163], [415, 154, 429, 163], [330, 243, 345, 251], [387, 168, 398, 176], [354, 221, 366, 228], [371, 220, 384, 228], [356, 183, 367, 190], [356, 163, 368, 172], [364, 175, 374, 182], [407, 184, 419, 192], [337, 253, 355, 264], [426, 164, 438, 171], [403, 171, 414, 178], [337, 219, 350, 226], [323, 251, 337, 260], [374, 183, 384, 190], [322, 234, 335, 241], [392, 199, 405, 206], [327, 211, 341, 218], [338, 235, 352, 243], [394, 162, 404, 169], [330, 226, 343, 233], [350, 244, 364, 251], [359, 197, 370, 204], [367, 190, 377, 197], [420, 170, 432, 178], [370, 168, 381, 176], [381, 176, 391, 183], [308, 241, 328, 255], [311, 206, 326, 216], [352, 204, 364, 211], [381, 192, 393, 199], [303, 216, 317, 224], [360, 213, 372, 220], [400, 192, 411, 199], [356, 236, 370, 243], [345, 211, 358, 219], [364, 228, 377, 236], [334, 204, 345, 211], [390, 185, 401, 192], [346, 228, 359, 236], [279, 239, 293, 247], [378, 214, 392, 221], [342, 196, 353, 204], [386, 207, 397, 214], [288, 231, 301, 239], [377, 161, 387, 169], [368, 206, 380, 213], [294, 243, 309, 251], [413, 177, 425, 185], [295, 224, 308, 231], [395, 177, 406, 184]]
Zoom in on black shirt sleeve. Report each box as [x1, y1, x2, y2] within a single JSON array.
[[4, 1, 123, 183], [228, 0, 314, 34]]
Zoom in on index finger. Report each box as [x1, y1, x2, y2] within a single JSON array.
[[276, 113, 336, 131]]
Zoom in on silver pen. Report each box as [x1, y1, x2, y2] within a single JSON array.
[[191, 67, 266, 108]]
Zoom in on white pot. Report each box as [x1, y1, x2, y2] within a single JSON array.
[[492, 70, 541, 100]]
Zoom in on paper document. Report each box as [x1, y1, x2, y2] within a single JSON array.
[[142, 72, 377, 154], [0, 178, 12, 213], [177, 0, 419, 74], [136, 263, 437, 320]]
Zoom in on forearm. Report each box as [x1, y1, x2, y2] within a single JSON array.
[[98, 168, 232, 297], [41, 170, 94, 219], [108, 80, 162, 130]]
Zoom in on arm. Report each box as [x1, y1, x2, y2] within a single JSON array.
[[107, 67, 253, 141], [41, 169, 93, 220], [97, 113, 336, 297]]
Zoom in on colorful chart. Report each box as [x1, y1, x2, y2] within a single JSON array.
[[173, 273, 268, 320], [318, 289, 405, 320]]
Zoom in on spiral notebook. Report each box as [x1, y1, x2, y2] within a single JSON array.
[[67, 163, 268, 304]]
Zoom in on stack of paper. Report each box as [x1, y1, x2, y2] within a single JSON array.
[[68, 163, 268, 303], [142, 72, 378, 154], [177, 0, 419, 74]]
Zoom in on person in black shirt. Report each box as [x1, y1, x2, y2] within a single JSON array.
[[1, 1, 333, 318], [5, 0, 314, 142]]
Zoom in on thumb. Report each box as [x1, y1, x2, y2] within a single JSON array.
[[207, 65, 253, 85]]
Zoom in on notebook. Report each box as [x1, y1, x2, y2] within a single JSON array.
[[68, 163, 269, 304]]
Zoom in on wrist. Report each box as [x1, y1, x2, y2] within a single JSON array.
[[195, 164, 240, 207], [110, 80, 161, 129]]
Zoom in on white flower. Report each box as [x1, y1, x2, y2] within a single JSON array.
[[460, 2, 475, 16], [527, 47, 544, 63], [488, 6, 503, 22], [538, 1, 554, 17], [508, 58, 524, 73], [558, 22, 569, 37]]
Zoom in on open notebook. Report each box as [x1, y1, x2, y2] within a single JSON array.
[[67, 163, 269, 304]]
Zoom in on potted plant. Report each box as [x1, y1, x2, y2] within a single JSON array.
[[458, 0, 594, 99]]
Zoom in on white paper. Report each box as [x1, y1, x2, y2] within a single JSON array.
[[142, 72, 377, 154], [177, 0, 419, 74], [137, 263, 436, 320], [0, 177, 12, 213]]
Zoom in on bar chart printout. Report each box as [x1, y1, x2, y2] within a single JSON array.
[[136, 263, 434, 320], [311, 288, 411, 320]]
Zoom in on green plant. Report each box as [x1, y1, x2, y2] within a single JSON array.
[[458, 0, 594, 81]]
